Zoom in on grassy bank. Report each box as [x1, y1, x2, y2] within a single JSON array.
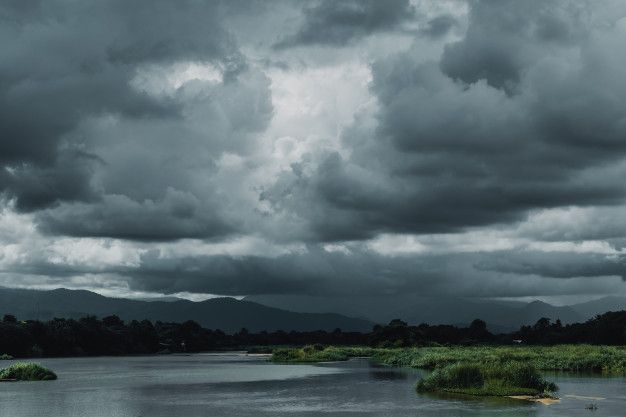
[[373, 345, 626, 374], [271, 345, 382, 362], [270, 345, 626, 373], [415, 362, 557, 396], [0, 362, 57, 381]]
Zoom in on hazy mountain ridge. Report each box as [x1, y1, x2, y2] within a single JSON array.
[[570, 296, 626, 319], [0, 288, 373, 333], [244, 294, 607, 331], [1, 288, 622, 333]]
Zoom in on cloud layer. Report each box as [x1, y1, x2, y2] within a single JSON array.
[[1, 0, 626, 302]]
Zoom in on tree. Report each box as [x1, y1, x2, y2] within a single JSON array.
[[533, 317, 550, 331], [469, 319, 487, 333], [103, 315, 124, 327], [3, 314, 17, 323]]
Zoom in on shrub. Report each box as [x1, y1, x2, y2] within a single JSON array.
[[415, 362, 557, 396], [0, 362, 57, 381], [416, 363, 483, 392]]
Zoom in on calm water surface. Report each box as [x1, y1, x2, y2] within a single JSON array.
[[1, 353, 624, 416]]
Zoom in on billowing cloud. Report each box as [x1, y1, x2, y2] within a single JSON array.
[[263, 0, 626, 242], [0, 0, 272, 241], [2, 0, 626, 303], [274, 0, 415, 48]]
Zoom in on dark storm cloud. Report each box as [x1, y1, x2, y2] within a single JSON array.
[[36, 191, 233, 241], [274, 0, 414, 48], [419, 14, 458, 38], [0, 0, 237, 193], [0, 0, 235, 164], [0, 0, 273, 240], [0, 151, 99, 211], [440, 0, 588, 93], [126, 249, 626, 297], [263, 0, 626, 242], [10, 243, 622, 298], [477, 250, 626, 280], [2, 0, 626, 302], [123, 242, 626, 297]]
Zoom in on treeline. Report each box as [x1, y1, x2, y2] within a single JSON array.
[[368, 311, 626, 347], [0, 311, 624, 358], [514, 311, 626, 345], [0, 314, 368, 357]]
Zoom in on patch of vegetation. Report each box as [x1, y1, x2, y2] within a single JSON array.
[[373, 345, 626, 374], [271, 345, 381, 363], [0, 354, 13, 360], [415, 362, 557, 396], [0, 362, 57, 381], [271, 344, 626, 374]]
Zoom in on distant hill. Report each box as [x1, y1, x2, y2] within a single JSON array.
[[571, 296, 626, 319], [0, 288, 373, 333], [245, 294, 584, 331]]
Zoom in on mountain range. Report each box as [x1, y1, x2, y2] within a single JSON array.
[[1, 287, 623, 333], [0, 287, 372, 333], [245, 294, 626, 332]]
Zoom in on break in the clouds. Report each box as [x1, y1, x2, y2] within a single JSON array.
[[1, 0, 626, 303]]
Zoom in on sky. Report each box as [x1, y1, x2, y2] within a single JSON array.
[[1, 0, 626, 305]]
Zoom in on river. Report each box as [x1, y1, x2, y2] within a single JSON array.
[[1, 353, 624, 416]]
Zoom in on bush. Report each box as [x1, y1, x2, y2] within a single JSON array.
[[416, 362, 557, 396], [0, 362, 57, 381], [492, 362, 557, 393], [0, 354, 13, 360], [271, 346, 381, 363], [416, 364, 483, 392]]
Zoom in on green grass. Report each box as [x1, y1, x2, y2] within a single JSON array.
[[373, 345, 626, 374], [270, 345, 626, 373], [415, 362, 557, 396], [270, 344, 624, 399], [271, 345, 382, 363], [0, 362, 57, 381]]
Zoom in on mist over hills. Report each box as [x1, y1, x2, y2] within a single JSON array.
[[245, 294, 622, 331], [1, 288, 622, 333], [0, 288, 372, 333], [570, 296, 626, 319]]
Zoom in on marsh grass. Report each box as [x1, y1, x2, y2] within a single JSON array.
[[373, 345, 626, 374], [270, 345, 626, 378], [0, 362, 57, 381], [415, 362, 557, 396], [271, 345, 381, 363]]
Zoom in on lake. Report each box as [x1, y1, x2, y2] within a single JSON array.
[[1, 353, 625, 416]]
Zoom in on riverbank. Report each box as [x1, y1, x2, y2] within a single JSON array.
[[373, 345, 626, 374], [8, 353, 623, 416], [270, 345, 626, 373]]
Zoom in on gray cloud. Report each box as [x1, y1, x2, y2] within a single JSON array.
[[419, 14, 459, 38], [441, 0, 588, 93], [0, 0, 273, 241], [274, 0, 415, 48], [2, 0, 626, 302], [262, 0, 626, 242], [477, 250, 626, 280], [6, 242, 624, 299], [126, 249, 626, 297]]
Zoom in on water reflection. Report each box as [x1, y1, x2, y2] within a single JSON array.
[[0, 354, 623, 417], [369, 369, 409, 380]]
